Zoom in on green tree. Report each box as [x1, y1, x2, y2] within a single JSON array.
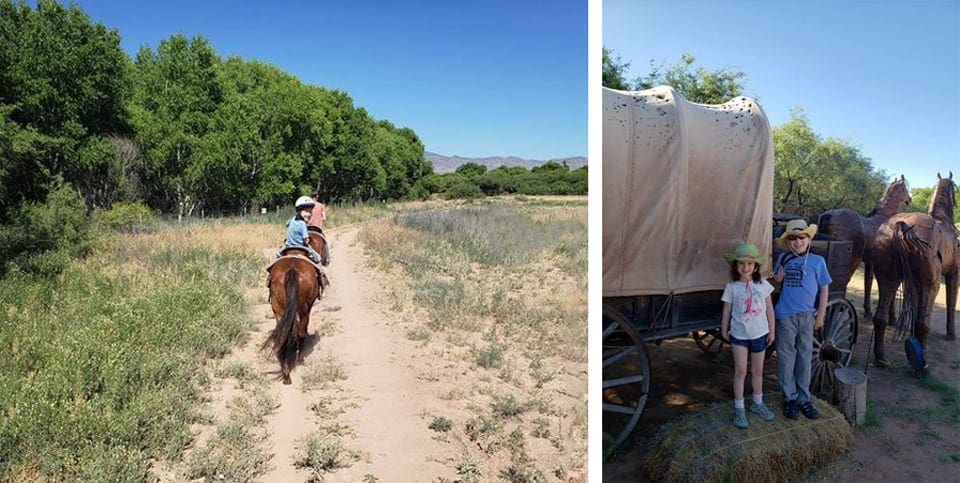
[[637, 53, 747, 105], [0, 0, 129, 213], [773, 109, 887, 216], [905, 187, 932, 213], [129, 34, 222, 214], [455, 162, 487, 178], [602, 47, 632, 90]]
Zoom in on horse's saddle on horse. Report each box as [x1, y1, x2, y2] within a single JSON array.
[[266, 247, 324, 272], [264, 247, 329, 298]]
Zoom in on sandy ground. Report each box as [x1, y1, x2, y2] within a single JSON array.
[[604, 272, 960, 482], [179, 227, 455, 481], [314, 228, 453, 481]]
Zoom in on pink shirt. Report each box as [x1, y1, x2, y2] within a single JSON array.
[[306, 202, 326, 229]]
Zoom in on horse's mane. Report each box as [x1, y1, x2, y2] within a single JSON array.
[[870, 177, 907, 217], [928, 178, 956, 226]]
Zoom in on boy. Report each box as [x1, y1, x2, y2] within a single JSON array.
[[772, 219, 831, 420]]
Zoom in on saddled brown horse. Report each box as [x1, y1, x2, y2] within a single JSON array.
[[306, 226, 331, 267], [870, 172, 957, 364], [818, 175, 911, 317], [265, 242, 329, 384]]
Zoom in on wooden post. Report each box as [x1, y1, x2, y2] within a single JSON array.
[[834, 368, 867, 426]]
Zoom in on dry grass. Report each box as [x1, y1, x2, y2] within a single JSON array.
[[642, 395, 852, 483], [357, 198, 587, 480]]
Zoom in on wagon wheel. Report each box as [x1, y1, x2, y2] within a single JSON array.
[[811, 298, 859, 397], [692, 329, 729, 362], [602, 304, 650, 455]]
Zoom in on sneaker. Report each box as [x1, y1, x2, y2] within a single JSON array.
[[748, 400, 775, 421], [798, 401, 820, 419], [733, 407, 748, 429], [782, 399, 800, 420]]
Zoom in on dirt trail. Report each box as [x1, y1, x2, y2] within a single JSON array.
[[318, 228, 452, 481], [236, 227, 452, 481]]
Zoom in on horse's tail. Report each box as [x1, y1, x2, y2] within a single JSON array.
[[266, 270, 300, 364], [893, 221, 923, 339]]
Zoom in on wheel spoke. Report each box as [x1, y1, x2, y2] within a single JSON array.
[[603, 321, 619, 339], [603, 346, 637, 369], [603, 374, 647, 389], [603, 403, 639, 415]]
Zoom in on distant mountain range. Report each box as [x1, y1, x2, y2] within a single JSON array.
[[425, 151, 588, 174]]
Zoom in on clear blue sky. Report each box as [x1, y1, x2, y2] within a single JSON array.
[[71, 0, 587, 160], [604, 0, 959, 193]]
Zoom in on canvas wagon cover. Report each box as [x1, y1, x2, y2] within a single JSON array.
[[603, 86, 774, 297]]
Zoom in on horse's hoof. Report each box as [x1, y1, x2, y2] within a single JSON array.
[[283, 377, 292, 385], [945, 333, 957, 341], [874, 357, 891, 369]]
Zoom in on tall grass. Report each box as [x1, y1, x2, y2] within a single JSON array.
[[365, 201, 587, 360], [0, 229, 261, 480], [358, 199, 587, 478], [395, 204, 585, 267]]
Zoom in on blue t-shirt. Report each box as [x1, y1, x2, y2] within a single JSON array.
[[774, 251, 832, 319], [284, 217, 308, 248]]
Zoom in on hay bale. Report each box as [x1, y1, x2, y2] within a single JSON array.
[[641, 394, 851, 483]]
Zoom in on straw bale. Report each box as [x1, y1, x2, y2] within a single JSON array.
[[641, 394, 851, 483]]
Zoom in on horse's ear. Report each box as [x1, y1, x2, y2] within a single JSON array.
[[949, 171, 953, 180], [901, 174, 905, 182], [938, 172, 942, 180]]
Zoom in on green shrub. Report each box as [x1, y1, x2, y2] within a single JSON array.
[[1, 180, 95, 275], [446, 181, 485, 200], [0, 239, 256, 481], [93, 202, 158, 233]]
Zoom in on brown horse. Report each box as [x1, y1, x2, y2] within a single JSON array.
[[818, 175, 911, 317], [265, 246, 328, 384], [307, 226, 331, 267], [870, 172, 957, 364]]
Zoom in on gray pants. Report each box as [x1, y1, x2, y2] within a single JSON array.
[[776, 311, 815, 404]]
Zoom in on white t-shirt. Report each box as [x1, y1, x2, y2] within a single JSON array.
[[721, 278, 774, 340]]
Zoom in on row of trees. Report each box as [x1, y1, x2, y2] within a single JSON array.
[[0, 0, 436, 273], [422, 161, 587, 199], [1, 0, 433, 223], [603, 48, 893, 217]]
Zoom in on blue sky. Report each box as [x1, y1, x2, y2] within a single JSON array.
[[72, 0, 587, 160], [604, 0, 959, 193]]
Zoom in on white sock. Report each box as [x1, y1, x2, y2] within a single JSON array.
[[753, 394, 763, 405], [734, 399, 745, 409]]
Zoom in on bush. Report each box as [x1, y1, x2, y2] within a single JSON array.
[[445, 181, 485, 200], [93, 202, 157, 233], [1, 180, 94, 275]]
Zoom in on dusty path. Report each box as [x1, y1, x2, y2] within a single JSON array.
[[318, 228, 452, 481], [242, 227, 452, 481]]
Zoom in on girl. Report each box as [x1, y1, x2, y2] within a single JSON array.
[[720, 242, 776, 428], [280, 196, 324, 266]]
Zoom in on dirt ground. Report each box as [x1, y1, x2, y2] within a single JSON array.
[[604, 272, 960, 482], [178, 221, 586, 482]]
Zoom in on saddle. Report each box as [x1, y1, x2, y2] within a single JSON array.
[[265, 248, 329, 299]]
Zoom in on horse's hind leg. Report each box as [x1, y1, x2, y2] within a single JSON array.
[[297, 310, 310, 363], [863, 260, 874, 319], [945, 269, 958, 340], [873, 276, 899, 365]]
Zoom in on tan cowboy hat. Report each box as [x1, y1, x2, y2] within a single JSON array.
[[776, 219, 817, 251], [723, 242, 767, 265]]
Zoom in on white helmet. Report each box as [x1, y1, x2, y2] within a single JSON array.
[[295, 196, 315, 209]]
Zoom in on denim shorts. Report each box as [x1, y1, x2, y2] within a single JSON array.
[[730, 334, 769, 353]]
